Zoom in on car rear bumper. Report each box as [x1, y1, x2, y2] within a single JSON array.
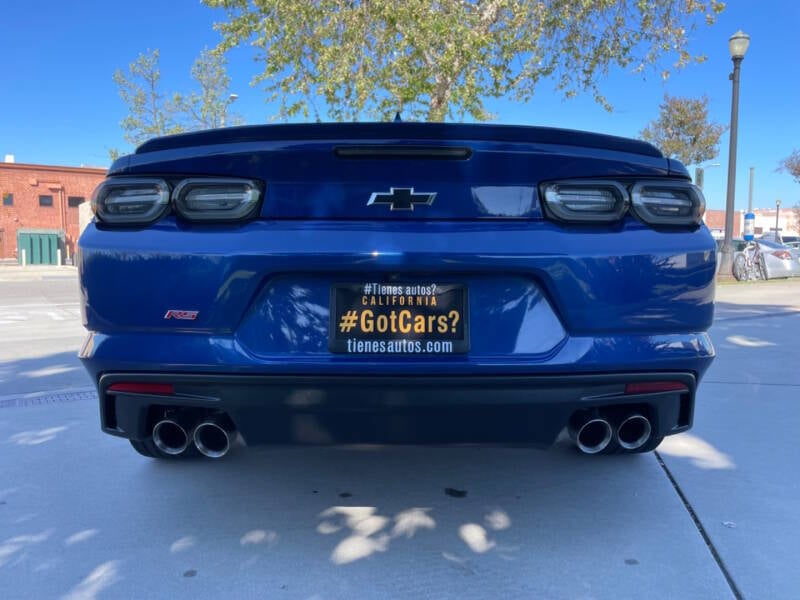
[[98, 371, 696, 447]]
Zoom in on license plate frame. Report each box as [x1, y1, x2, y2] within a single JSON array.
[[329, 282, 469, 354]]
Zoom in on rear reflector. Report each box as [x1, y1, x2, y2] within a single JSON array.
[[107, 383, 175, 395], [540, 180, 629, 223], [625, 381, 688, 395]]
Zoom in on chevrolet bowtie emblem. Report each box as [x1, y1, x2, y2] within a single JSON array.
[[367, 187, 436, 211]]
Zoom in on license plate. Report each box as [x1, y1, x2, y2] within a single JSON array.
[[329, 282, 469, 354]]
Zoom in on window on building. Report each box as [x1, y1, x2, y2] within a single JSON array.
[[39, 195, 54, 207], [2, 193, 12, 206], [68, 196, 85, 207]]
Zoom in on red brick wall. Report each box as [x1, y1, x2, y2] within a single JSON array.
[[703, 209, 741, 238], [0, 163, 106, 260]]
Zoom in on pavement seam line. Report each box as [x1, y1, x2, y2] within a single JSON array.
[[0, 388, 97, 409], [655, 451, 744, 600], [702, 381, 800, 387]]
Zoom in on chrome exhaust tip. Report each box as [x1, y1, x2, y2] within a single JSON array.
[[617, 414, 652, 451], [193, 416, 235, 458], [570, 416, 613, 454], [575, 418, 613, 454], [152, 419, 190, 455]]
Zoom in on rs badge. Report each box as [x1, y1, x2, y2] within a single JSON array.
[[164, 310, 199, 320]]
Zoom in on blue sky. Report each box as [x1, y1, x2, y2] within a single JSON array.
[[1, 0, 797, 210]]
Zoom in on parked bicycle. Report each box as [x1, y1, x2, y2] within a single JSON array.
[[732, 241, 767, 281]]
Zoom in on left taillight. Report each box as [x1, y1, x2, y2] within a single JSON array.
[[91, 176, 263, 226], [91, 178, 170, 225], [772, 250, 792, 260], [173, 178, 261, 222]]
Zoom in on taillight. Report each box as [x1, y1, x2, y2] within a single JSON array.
[[772, 250, 792, 260], [91, 178, 170, 224], [630, 181, 705, 226], [540, 180, 629, 223], [173, 178, 261, 222]]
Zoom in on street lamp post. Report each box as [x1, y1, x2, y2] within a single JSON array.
[[693, 162, 720, 191], [775, 199, 782, 240], [718, 30, 750, 280], [220, 93, 239, 128]]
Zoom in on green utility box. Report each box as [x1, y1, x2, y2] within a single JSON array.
[[17, 229, 65, 265]]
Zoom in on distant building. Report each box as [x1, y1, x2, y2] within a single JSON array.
[[703, 209, 741, 239], [0, 159, 105, 262], [744, 207, 799, 239], [703, 206, 799, 240]]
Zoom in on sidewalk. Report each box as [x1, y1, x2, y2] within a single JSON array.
[[0, 264, 78, 282]]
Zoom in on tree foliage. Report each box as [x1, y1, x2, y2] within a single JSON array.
[[113, 49, 185, 148], [113, 48, 241, 156], [203, 0, 724, 122], [178, 48, 242, 129], [778, 150, 800, 184], [640, 94, 727, 165]]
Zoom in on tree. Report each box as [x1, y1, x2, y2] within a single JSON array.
[[203, 0, 724, 122], [778, 150, 800, 184], [640, 94, 727, 166], [778, 150, 800, 234], [113, 48, 243, 155], [112, 49, 185, 147], [179, 48, 242, 129]]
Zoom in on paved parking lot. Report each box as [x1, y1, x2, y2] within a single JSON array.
[[1, 267, 798, 599]]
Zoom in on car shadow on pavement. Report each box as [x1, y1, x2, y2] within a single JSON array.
[[0, 350, 89, 399], [713, 300, 800, 322], [0, 357, 736, 598], [709, 305, 800, 386]]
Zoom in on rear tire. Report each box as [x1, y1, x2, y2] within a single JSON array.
[[130, 438, 198, 459], [757, 256, 768, 280], [732, 255, 747, 281]]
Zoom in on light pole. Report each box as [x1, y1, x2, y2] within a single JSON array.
[[718, 30, 750, 279], [775, 199, 782, 240], [693, 162, 720, 190], [220, 93, 239, 128]]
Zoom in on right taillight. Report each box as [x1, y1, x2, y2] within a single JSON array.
[[540, 180, 629, 223], [630, 181, 705, 226]]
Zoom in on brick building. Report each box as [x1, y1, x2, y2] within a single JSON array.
[[703, 207, 799, 240], [703, 209, 741, 239], [0, 160, 106, 261]]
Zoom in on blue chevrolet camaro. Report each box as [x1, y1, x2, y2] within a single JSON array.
[[78, 122, 715, 459]]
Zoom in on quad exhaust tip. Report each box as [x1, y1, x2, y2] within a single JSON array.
[[574, 418, 613, 454], [152, 419, 190, 455], [617, 414, 652, 451], [193, 416, 235, 458]]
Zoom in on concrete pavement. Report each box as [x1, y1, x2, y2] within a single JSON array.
[[1, 271, 798, 599], [659, 282, 800, 600], [0, 267, 88, 396]]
